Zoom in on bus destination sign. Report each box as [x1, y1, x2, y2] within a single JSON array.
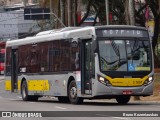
[[96, 29, 148, 38]]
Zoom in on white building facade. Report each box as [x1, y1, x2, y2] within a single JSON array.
[[0, 10, 38, 41]]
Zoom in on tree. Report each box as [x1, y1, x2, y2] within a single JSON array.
[[146, 0, 160, 67], [145, 0, 159, 54], [38, 0, 62, 29], [39, 0, 160, 67]]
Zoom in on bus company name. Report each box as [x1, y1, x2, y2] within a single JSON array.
[[2, 112, 42, 118]]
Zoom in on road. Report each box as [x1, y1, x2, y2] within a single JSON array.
[[0, 77, 160, 120]]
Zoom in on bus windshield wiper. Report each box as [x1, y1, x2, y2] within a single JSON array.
[[111, 41, 120, 64]]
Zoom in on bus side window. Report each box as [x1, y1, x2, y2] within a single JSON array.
[[71, 42, 80, 71], [5, 47, 11, 75], [40, 42, 50, 72], [75, 52, 80, 70]]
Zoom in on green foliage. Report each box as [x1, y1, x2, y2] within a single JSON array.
[[80, 0, 127, 25]]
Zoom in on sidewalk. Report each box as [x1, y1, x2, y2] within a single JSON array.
[[85, 98, 160, 104]]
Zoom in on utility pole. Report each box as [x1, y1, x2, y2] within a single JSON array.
[[68, 0, 72, 26], [129, 0, 139, 100], [125, 0, 130, 25], [50, 0, 53, 13], [129, 0, 135, 25], [105, 0, 109, 25], [50, 0, 54, 28], [23, 0, 27, 7], [60, 0, 65, 24], [73, 0, 77, 26]]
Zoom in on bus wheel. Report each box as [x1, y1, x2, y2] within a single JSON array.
[[116, 96, 130, 104], [21, 81, 30, 101], [68, 80, 83, 104], [21, 81, 38, 101], [58, 97, 69, 103]]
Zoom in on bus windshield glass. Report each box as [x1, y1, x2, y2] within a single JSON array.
[[98, 40, 151, 72]]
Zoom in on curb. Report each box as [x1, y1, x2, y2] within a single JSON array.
[[130, 100, 160, 104], [85, 99, 160, 104]]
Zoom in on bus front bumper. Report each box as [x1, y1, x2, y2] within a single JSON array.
[[110, 82, 153, 96], [95, 82, 154, 96]]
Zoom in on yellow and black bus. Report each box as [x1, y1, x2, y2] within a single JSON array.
[[5, 25, 154, 104]]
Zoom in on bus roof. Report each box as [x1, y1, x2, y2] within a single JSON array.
[[6, 25, 147, 47]]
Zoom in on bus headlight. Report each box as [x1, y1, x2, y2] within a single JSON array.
[[98, 75, 111, 86], [149, 76, 153, 81], [143, 76, 153, 86]]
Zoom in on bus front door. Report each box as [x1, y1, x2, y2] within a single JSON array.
[[11, 49, 18, 92], [81, 40, 92, 95]]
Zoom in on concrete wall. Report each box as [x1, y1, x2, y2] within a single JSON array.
[[0, 10, 38, 41]]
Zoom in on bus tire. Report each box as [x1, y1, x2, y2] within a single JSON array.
[[116, 95, 130, 104], [58, 97, 69, 103], [21, 81, 38, 101], [68, 80, 83, 104]]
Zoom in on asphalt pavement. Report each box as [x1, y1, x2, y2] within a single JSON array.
[[0, 79, 160, 120]]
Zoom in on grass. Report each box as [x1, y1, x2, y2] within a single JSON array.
[[139, 74, 160, 101], [153, 74, 160, 96]]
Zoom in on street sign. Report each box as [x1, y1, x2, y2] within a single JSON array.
[[24, 8, 50, 20]]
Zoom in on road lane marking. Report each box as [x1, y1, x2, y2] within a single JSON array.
[[95, 114, 110, 117], [112, 117, 129, 120], [55, 106, 67, 110]]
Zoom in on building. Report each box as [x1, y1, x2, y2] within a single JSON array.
[[3, 0, 38, 6], [0, 1, 39, 41]]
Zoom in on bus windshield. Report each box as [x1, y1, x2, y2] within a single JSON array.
[[98, 39, 151, 72]]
